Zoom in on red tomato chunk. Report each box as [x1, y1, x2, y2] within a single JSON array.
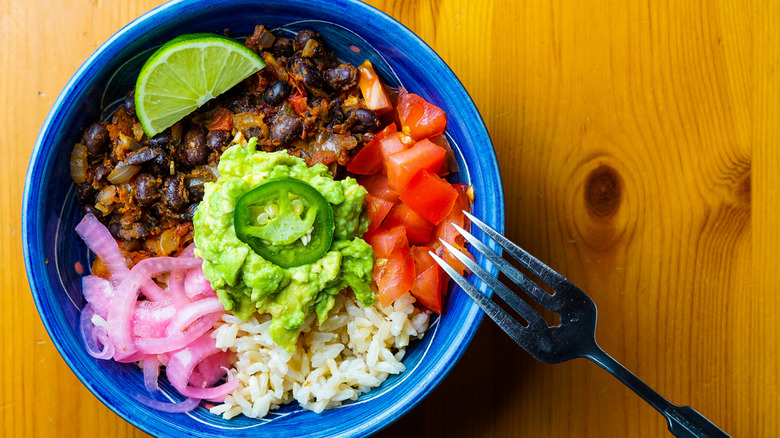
[[397, 88, 447, 141], [350, 86, 474, 314], [364, 194, 395, 235], [386, 139, 446, 193], [358, 61, 393, 115], [400, 170, 459, 225], [383, 203, 434, 245], [347, 124, 397, 175]]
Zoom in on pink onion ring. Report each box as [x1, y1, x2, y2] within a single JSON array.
[[193, 352, 230, 387], [179, 243, 196, 258], [133, 298, 176, 338], [170, 270, 190, 309], [76, 214, 129, 284], [165, 298, 224, 337], [82, 275, 113, 320], [166, 333, 237, 402], [133, 394, 201, 413], [107, 256, 202, 361], [79, 304, 114, 360], [75, 215, 171, 302], [184, 268, 216, 299], [143, 357, 161, 392], [135, 312, 222, 355]]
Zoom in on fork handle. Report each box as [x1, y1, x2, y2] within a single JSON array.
[[585, 347, 730, 438]]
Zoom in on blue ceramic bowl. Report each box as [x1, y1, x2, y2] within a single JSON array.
[[22, 0, 504, 436]]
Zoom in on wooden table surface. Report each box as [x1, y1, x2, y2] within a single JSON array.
[[3, 0, 778, 436]]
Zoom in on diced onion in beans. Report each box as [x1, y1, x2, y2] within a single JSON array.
[[70, 143, 88, 183]]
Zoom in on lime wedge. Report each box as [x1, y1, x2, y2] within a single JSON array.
[[135, 33, 266, 137]]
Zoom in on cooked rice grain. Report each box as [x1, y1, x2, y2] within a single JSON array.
[[210, 293, 430, 418]]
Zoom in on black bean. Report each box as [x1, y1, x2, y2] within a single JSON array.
[[108, 221, 122, 239], [293, 30, 323, 52], [327, 100, 345, 129], [76, 183, 96, 204], [270, 115, 303, 144], [324, 64, 358, 91], [162, 175, 188, 211], [83, 123, 109, 155], [351, 108, 381, 133], [187, 184, 205, 204], [271, 37, 293, 58], [148, 148, 169, 175], [292, 57, 324, 89], [147, 131, 172, 148], [180, 126, 208, 167], [263, 80, 293, 107], [130, 222, 151, 240], [206, 130, 231, 151], [94, 163, 110, 182], [123, 91, 136, 117], [82, 204, 100, 217], [135, 173, 160, 206], [183, 203, 199, 221], [124, 147, 162, 166]]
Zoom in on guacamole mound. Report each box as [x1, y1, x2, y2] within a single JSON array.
[[193, 138, 374, 351]]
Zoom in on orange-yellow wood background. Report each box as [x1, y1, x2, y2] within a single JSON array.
[[2, 0, 778, 436]]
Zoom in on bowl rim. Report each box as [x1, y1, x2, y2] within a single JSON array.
[[22, 0, 506, 436]]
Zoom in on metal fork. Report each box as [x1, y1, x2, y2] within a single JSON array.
[[430, 211, 730, 438]]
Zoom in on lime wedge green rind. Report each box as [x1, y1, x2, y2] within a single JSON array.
[[135, 33, 266, 137]]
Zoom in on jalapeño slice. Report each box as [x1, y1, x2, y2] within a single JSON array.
[[233, 179, 335, 268]]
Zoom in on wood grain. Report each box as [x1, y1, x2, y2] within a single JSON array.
[[2, 0, 777, 436]]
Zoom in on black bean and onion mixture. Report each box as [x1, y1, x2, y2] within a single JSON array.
[[69, 25, 385, 263]]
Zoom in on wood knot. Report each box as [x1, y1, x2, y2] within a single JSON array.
[[584, 165, 622, 217]]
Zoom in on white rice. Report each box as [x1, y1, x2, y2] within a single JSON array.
[[210, 292, 430, 419]]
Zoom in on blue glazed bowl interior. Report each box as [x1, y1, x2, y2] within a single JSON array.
[[23, 0, 504, 436]]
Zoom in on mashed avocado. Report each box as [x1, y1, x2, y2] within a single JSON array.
[[193, 138, 374, 351]]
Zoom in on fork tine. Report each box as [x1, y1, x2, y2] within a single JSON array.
[[430, 251, 531, 347], [438, 240, 547, 328], [464, 211, 567, 289], [452, 223, 558, 310]]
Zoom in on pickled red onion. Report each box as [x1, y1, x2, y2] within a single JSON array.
[[133, 394, 201, 413], [166, 333, 238, 402], [143, 357, 161, 392], [184, 267, 216, 299], [76, 214, 233, 413], [166, 298, 224, 336], [79, 303, 114, 360], [107, 256, 202, 361], [135, 311, 222, 355], [76, 214, 168, 301]]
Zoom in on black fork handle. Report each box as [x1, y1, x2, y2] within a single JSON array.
[[584, 346, 730, 438]]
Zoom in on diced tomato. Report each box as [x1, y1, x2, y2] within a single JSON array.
[[386, 139, 446, 193], [435, 183, 473, 276], [208, 107, 233, 131], [408, 246, 442, 313], [383, 203, 435, 244], [397, 88, 447, 141], [412, 264, 442, 314], [434, 183, 470, 242], [400, 170, 459, 225], [358, 173, 400, 203], [410, 246, 436, 272], [287, 89, 309, 116], [365, 226, 408, 259], [428, 134, 459, 176], [364, 194, 394, 235], [358, 61, 393, 115], [375, 250, 415, 308], [379, 133, 410, 173], [347, 124, 397, 175]]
